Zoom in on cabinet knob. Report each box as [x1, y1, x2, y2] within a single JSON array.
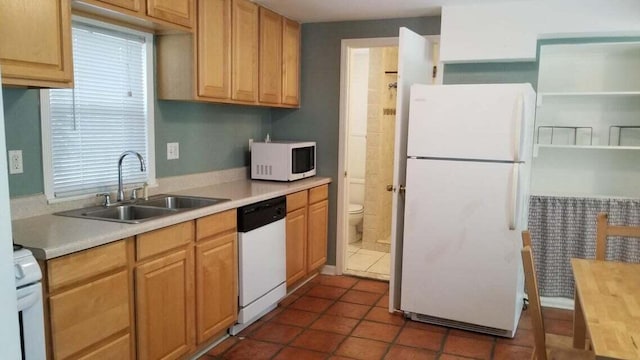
[[386, 185, 394, 192]]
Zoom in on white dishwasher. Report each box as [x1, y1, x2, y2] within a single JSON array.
[[230, 196, 286, 335]]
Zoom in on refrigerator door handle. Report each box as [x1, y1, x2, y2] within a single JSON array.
[[513, 94, 524, 162], [509, 164, 519, 230]]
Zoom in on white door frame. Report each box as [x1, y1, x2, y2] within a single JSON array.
[[337, 37, 399, 276], [336, 35, 441, 276]]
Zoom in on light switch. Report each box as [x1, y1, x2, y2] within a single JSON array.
[[167, 142, 179, 160]]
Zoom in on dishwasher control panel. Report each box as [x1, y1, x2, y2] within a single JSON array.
[[237, 196, 286, 232]]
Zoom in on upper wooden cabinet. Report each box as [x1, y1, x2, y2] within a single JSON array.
[[197, 0, 231, 99], [157, 0, 300, 108], [0, 0, 73, 87], [92, 0, 142, 12], [282, 17, 300, 106], [259, 7, 282, 104], [231, 0, 259, 102], [75, 0, 193, 31], [146, 0, 193, 28]]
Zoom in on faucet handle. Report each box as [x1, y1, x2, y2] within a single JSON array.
[[130, 187, 144, 200], [96, 193, 112, 206]]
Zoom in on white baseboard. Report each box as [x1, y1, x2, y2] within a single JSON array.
[[321, 265, 337, 275], [540, 296, 574, 310]]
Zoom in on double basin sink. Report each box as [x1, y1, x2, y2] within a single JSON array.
[[56, 195, 230, 224]]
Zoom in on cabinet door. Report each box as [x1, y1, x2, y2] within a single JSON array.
[[49, 270, 131, 360], [92, 0, 142, 12], [0, 0, 72, 87], [286, 207, 307, 286], [146, 0, 193, 28], [197, 0, 231, 99], [136, 249, 194, 360], [231, 0, 258, 102], [282, 17, 300, 106], [258, 7, 282, 104], [195, 232, 237, 344], [307, 200, 328, 272], [76, 334, 131, 360]]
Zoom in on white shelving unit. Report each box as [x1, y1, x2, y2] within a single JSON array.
[[531, 41, 640, 198]]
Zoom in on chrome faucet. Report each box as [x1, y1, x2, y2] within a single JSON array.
[[117, 151, 146, 202]]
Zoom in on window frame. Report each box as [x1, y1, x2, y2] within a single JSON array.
[[41, 16, 156, 203]]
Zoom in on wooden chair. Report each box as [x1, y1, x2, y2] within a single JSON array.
[[521, 243, 594, 360], [595, 212, 640, 260]]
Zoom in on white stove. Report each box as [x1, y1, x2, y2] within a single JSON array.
[[14, 246, 45, 360]]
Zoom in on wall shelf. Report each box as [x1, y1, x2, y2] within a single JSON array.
[[537, 91, 640, 106], [534, 144, 640, 154], [531, 40, 640, 199]]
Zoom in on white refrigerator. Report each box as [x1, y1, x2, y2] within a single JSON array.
[[400, 83, 536, 338]]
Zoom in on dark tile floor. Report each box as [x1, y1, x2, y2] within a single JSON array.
[[200, 275, 574, 360]]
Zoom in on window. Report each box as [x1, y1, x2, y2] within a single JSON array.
[[41, 18, 155, 200]]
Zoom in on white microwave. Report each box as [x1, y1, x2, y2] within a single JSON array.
[[251, 141, 316, 181]]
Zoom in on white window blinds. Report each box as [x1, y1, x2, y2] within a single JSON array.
[[46, 22, 151, 198]]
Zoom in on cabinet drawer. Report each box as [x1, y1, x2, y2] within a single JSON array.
[[47, 240, 128, 293], [49, 270, 130, 360], [286, 190, 308, 212], [196, 209, 237, 241], [76, 333, 131, 360], [137, 221, 194, 261], [308, 185, 328, 204]]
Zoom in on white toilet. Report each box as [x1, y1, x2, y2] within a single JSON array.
[[348, 203, 364, 243]]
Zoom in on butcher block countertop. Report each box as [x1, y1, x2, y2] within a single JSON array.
[[12, 177, 331, 260]]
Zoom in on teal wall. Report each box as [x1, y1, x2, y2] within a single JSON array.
[[271, 16, 441, 266], [443, 62, 539, 88], [2, 89, 44, 197], [2, 89, 271, 197], [155, 100, 270, 178]]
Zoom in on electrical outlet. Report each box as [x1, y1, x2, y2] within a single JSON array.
[[8, 150, 23, 174], [248, 138, 253, 151], [167, 142, 179, 160]]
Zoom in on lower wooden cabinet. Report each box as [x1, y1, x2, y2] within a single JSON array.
[[195, 209, 238, 344], [307, 199, 329, 272], [195, 232, 237, 343], [285, 184, 329, 287], [43, 239, 134, 360], [134, 222, 196, 360], [286, 206, 307, 286], [136, 247, 195, 360]]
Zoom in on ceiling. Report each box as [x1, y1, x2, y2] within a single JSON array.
[[254, 0, 529, 23]]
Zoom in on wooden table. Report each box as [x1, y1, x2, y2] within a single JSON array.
[[572, 258, 640, 359]]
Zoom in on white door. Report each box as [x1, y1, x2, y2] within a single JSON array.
[[400, 158, 523, 331], [407, 84, 535, 162], [0, 70, 21, 357], [389, 28, 432, 312]]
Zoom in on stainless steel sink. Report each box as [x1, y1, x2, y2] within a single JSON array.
[[84, 205, 178, 223], [56, 205, 178, 224], [138, 195, 228, 209], [54, 194, 230, 224]]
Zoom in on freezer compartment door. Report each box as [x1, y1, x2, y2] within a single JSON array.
[[407, 84, 535, 162], [400, 158, 525, 331]]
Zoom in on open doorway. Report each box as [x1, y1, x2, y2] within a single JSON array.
[[336, 36, 440, 281]]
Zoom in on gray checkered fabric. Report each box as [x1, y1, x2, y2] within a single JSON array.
[[527, 196, 640, 298]]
